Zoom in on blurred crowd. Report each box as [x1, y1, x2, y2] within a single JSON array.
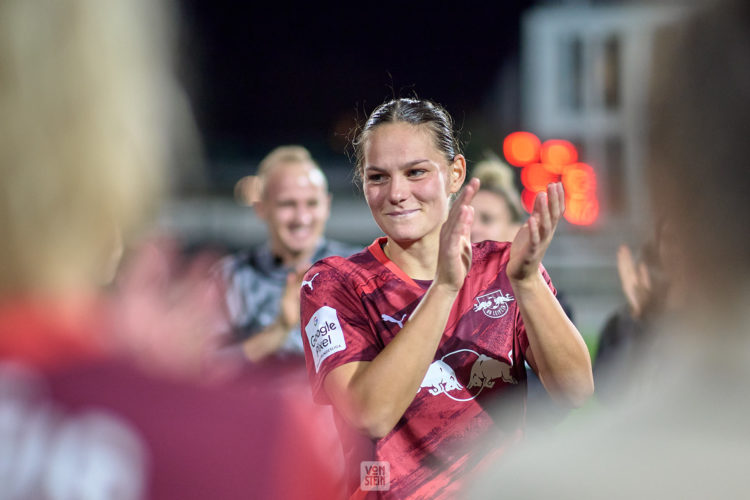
[[0, 0, 747, 499]]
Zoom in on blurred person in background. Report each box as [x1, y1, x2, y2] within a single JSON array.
[[218, 146, 359, 363], [470, 0, 750, 497], [592, 221, 687, 406], [469, 154, 524, 245], [0, 0, 341, 498], [214, 146, 358, 494]]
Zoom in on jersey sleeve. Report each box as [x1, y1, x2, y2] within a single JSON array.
[[300, 260, 381, 405], [514, 264, 557, 360]]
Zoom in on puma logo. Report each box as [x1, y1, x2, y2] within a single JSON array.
[[302, 273, 319, 291], [381, 313, 407, 329]]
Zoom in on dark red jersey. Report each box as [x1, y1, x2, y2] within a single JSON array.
[[0, 301, 342, 500], [300, 238, 556, 499]]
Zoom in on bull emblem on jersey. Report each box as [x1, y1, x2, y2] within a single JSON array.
[[467, 354, 516, 389], [473, 289, 514, 318], [418, 360, 463, 396]]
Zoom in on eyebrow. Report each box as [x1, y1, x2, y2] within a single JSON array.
[[364, 159, 432, 172]]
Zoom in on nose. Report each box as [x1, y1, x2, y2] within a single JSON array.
[[470, 223, 486, 243], [293, 203, 313, 226], [387, 175, 408, 205]]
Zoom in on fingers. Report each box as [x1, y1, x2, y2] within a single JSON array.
[[449, 178, 480, 218], [532, 182, 566, 241], [527, 214, 541, 250], [286, 270, 305, 289], [536, 191, 552, 234], [617, 245, 636, 282], [548, 182, 565, 219], [443, 178, 479, 236]]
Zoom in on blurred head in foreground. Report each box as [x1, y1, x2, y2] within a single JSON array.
[[0, 0, 177, 297], [648, 0, 750, 314], [470, 1, 750, 498], [0, 2, 343, 498]]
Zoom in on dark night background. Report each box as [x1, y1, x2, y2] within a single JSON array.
[[177, 1, 536, 185]]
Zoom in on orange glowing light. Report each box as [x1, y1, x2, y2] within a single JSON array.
[[562, 162, 596, 199], [541, 140, 578, 174], [521, 163, 560, 193], [503, 132, 541, 167], [565, 197, 599, 226]]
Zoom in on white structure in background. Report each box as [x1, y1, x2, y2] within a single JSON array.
[[522, 4, 683, 230], [518, 4, 684, 334]]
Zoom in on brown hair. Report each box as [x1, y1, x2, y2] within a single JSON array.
[[352, 98, 462, 183]]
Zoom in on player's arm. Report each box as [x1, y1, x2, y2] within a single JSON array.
[[322, 179, 479, 439], [508, 183, 594, 408]]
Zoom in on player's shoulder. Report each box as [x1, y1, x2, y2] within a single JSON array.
[[217, 245, 266, 271], [306, 246, 374, 281]]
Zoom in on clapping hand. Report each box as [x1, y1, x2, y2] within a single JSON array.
[[507, 182, 565, 283]]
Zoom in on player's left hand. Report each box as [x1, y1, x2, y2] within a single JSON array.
[[507, 182, 564, 283], [278, 264, 308, 329]]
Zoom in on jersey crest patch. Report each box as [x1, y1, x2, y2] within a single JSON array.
[[305, 306, 346, 372], [473, 289, 514, 318]]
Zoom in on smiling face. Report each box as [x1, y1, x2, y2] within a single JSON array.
[[255, 161, 331, 265], [361, 122, 465, 246]]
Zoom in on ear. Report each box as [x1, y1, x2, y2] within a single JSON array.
[[253, 199, 268, 221], [447, 154, 467, 194]]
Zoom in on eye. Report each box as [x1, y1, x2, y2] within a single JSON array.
[[367, 173, 385, 183], [407, 168, 427, 178], [307, 199, 320, 208]]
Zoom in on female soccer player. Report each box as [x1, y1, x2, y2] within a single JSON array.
[[300, 98, 593, 499]]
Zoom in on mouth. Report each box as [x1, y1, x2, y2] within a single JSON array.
[[288, 226, 314, 238], [386, 209, 419, 219]]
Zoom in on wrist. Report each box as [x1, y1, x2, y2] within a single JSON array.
[[429, 281, 462, 299], [275, 315, 295, 331], [508, 270, 545, 294]]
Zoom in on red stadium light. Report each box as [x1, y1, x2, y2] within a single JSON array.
[[562, 162, 596, 199], [565, 196, 599, 226], [521, 163, 560, 193], [505, 131, 599, 225], [503, 132, 541, 167], [540, 139, 578, 174]]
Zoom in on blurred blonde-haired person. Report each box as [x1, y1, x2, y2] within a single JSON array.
[[469, 154, 524, 243], [0, 1, 341, 498]]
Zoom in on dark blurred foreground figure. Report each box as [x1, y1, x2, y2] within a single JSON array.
[[0, 1, 340, 498], [470, 0, 750, 498]]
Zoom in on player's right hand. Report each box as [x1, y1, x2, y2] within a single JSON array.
[[435, 177, 479, 292]]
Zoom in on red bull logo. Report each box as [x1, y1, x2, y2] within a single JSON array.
[[418, 349, 516, 402], [473, 289, 515, 318]]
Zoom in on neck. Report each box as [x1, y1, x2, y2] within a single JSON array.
[[273, 245, 317, 269], [383, 233, 439, 280]]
